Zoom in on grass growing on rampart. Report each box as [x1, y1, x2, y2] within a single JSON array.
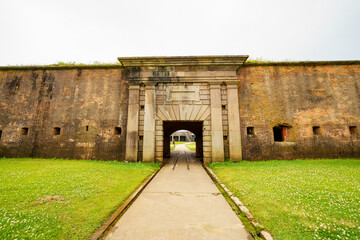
[[0, 158, 160, 240], [209, 159, 360, 240]]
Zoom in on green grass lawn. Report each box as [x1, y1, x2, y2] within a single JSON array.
[[209, 159, 360, 240], [0, 158, 160, 240], [185, 142, 196, 151], [170, 141, 189, 150]]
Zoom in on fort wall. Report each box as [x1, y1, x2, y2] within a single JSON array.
[[0, 67, 128, 160], [0, 59, 359, 161], [239, 63, 360, 160]]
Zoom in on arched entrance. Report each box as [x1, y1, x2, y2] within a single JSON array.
[[163, 121, 203, 160], [121, 56, 246, 163]]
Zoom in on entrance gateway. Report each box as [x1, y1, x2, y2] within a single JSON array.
[[119, 56, 248, 163]]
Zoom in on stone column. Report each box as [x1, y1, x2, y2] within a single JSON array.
[[142, 84, 156, 162], [227, 84, 242, 161], [125, 85, 140, 162], [209, 84, 225, 162]]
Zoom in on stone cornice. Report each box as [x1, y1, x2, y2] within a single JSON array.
[[118, 55, 249, 67]]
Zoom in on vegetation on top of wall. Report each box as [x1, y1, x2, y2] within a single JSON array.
[[245, 57, 275, 64], [0, 61, 124, 70], [1, 59, 359, 70], [246, 60, 275, 63], [244, 60, 360, 66]]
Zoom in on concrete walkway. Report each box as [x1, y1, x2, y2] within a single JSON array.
[[105, 143, 252, 240]]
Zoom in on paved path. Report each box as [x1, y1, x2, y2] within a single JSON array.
[[105, 143, 252, 240]]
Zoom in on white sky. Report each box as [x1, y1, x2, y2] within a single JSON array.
[[0, 0, 359, 65]]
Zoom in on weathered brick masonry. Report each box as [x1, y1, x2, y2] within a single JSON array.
[[238, 63, 360, 160], [0, 67, 128, 160], [0, 58, 359, 161]]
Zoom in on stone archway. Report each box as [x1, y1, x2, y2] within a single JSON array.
[[120, 56, 247, 163]]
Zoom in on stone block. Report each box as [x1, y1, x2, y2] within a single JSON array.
[[155, 131, 163, 136], [155, 141, 163, 146], [203, 146, 211, 152], [201, 99, 210, 105], [260, 231, 274, 240], [203, 136, 211, 141]]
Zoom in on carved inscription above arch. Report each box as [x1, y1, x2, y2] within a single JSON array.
[[165, 85, 200, 103]]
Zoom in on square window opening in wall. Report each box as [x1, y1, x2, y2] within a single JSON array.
[[247, 127, 255, 135], [313, 126, 321, 135], [223, 135, 228, 140], [140, 105, 145, 111], [273, 124, 291, 142], [114, 127, 122, 135], [21, 127, 28, 136], [222, 104, 227, 110], [86, 125, 89, 131], [349, 126, 357, 135], [53, 127, 61, 136], [139, 135, 143, 141]]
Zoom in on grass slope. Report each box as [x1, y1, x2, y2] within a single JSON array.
[[0, 158, 159, 240], [209, 159, 360, 240]]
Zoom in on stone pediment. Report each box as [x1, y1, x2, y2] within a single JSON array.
[[118, 55, 248, 83], [118, 55, 248, 67]]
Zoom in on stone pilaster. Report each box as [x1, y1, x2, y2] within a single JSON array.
[[210, 84, 225, 162], [125, 85, 140, 162], [227, 84, 242, 161], [142, 84, 156, 162]]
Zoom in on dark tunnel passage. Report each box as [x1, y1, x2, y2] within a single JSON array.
[[162, 121, 203, 160]]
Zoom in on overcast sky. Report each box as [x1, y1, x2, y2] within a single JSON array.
[[0, 0, 359, 65]]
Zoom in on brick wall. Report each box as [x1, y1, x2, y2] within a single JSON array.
[[1, 62, 359, 162], [238, 63, 360, 160], [0, 67, 128, 160]]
